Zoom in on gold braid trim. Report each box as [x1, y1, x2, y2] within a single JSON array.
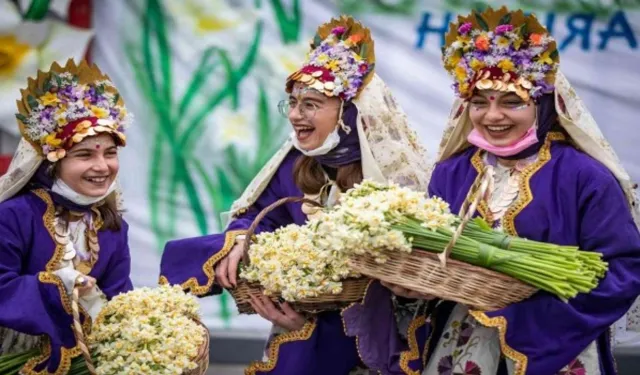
[[468, 311, 527, 375], [159, 230, 247, 296], [502, 132, 565, 236], [20, 191, 92, 375], [470, 151, 494, 226], [244, 320, 317, 375], [20, 273, 83, 375], [399, 315, 427, 375], [421, 314, 436, 366], [469, 132, 566, 234]]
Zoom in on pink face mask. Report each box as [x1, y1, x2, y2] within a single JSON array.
[[467, 125, 538, 157]]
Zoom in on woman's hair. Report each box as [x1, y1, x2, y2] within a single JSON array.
[[48, 163, 123, 231], [293, 156, 363, 194]]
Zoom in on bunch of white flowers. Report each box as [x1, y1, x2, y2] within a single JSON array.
[[240, 223, 356, 301], [239, 180, 457, 299], [314, 180, 457, 263], [89, 285, 205, 375]]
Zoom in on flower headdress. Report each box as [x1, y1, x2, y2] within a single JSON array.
[[15, 59, 130, 162], [443, 7, 559, 101], [286, 16, 375, 101]]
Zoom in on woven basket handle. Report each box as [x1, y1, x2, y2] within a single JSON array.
[[71, 276, 97, 375], [438, 166, 491, 268], [241, 197, 323, 266]]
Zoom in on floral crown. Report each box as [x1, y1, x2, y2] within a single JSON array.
[[443, 7, 559, 101], [286, 16, 375, 101], [15, 59, 130, 162]]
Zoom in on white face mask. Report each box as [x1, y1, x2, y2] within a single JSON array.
[[52, 178, 118, 206], [290, 125, 340, 156]]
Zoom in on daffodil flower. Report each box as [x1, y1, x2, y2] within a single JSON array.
[[0, 1, 93, 135]]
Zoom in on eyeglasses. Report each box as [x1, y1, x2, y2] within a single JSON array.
[[278, 100, 323, 120], [277, 100, 342, 121]]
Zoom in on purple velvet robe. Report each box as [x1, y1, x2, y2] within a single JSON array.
[[426, 137, 640, 374], [0, 189, 133, 374], [161, 150, 429, 375]]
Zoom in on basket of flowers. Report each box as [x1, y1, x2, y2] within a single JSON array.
[[325, 172, 607, 311], [229, 196, 370, 314]]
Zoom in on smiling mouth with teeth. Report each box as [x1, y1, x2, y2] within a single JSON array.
[[294, 125, 315, 140], [485, 125, 513, 133], [85, 176, 109, 184]]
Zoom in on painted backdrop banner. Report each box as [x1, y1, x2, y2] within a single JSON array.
[[89, 0, 640, 338]]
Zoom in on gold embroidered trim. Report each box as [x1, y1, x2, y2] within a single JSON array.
[[470, 132, 565, 235], [244, 320, 317, 374], [33, 189, 65, 272], [502, 132, 564, 236], [421, 314, 436, 366], [399, 315, 427, 375], [20, 273, 84, 375], [468, 311, 527, 375], [159, 229, 247, 296]]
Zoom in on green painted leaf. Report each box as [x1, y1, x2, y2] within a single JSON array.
[[499, 13, 511, 25], [15, 113, 28, 123], [27, 95, 39, 110], [549, 49, 559, 60], [475, 11, 489, 31]]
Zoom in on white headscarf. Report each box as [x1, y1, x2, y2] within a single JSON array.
[[222, 74, 432, 223]]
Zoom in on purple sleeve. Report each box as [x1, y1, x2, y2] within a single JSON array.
[[159, 166, 297, 296], [0, 206, 79, 373], [98, 220, 133, 299], [473, 165, 640, 374]]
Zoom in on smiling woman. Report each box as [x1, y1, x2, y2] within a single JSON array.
[[0, 59, 133, 374], [160, 15, 435, 375]]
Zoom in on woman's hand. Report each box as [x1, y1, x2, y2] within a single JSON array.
[[76, 275, 97, 297], [249, 295, 306, 331], [381, 281, 435, 300], [215, 240, 245, 288]]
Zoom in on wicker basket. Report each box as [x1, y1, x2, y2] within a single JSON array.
[[349, 167, 537, 311], [229, 196, 370, 314], [71, 280, 210, 375]]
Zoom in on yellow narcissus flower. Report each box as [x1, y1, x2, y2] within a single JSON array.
[[40, 92, 59, 106], [43, 133, 62, 147], [90, 105, 109, 118], [498, 59, 515, 72]]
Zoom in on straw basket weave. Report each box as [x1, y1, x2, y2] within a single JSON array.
[[229, 196, 370, 314], [349, 167, 537, 311], [71, 280, 210, 375]]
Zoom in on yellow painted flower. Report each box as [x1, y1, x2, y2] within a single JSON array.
[[497, 59, 515, 72], [448, 54, 462, 68], [0, 35, 31, 78], [469, 58, 485, 71], [90, 105, 109, 118], [40, 92, 59, 106], [537, 50, 554, 65], [326, 60, 341, 72], [43, 133, 62, 147], [317, 54, 329, 63], [0, 1, 93, 136], [513, 38, 524, 50], [454, 65, 467, 81]]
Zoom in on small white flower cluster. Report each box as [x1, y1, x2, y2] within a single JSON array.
[[89, 285, 205, 375], [240, 223, 355, 302], [240, 180, 457, 300], [315, 180, 457, 263]]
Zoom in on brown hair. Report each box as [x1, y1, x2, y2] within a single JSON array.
[[293, 155, 363, 195], [49, 164, 123, 231]]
